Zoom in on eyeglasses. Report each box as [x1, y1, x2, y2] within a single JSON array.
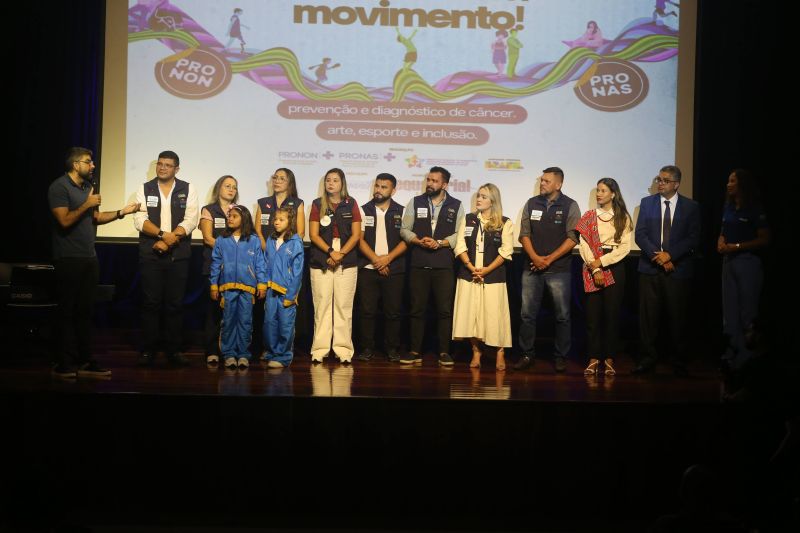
[[77, 159, 94, 165], [271, 175, 287, 181], [156, 162, 175, 169], [654, 177, 678, 184]]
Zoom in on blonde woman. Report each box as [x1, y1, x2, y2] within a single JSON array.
[[452, 184, 514, 371], [308, 168, 362, 363]]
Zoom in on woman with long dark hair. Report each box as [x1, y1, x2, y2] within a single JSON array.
[[576, 177, 632, 376], [717, 169, 770, 370]]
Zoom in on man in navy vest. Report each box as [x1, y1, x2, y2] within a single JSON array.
[[399, 166, 464, 366], [48, 147, 140, 378], [133, 150, 199, 367], [513, 167, 581, 373], [633, 165, 700, 377], [356, 173, 408, 362]]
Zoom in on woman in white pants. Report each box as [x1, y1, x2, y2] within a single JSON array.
[[308, 168, 362, 363]]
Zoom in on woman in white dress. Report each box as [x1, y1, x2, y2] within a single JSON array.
[[452, 183, 514, 371]]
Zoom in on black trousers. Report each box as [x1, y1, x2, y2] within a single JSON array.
[[54, 257, 99, 366], [203, 275, 223, 356], [140, 257, 189, 354], [638, 271, 690, 366], [408, 267, 455, 355], [357, 268, 404, 353], [585, 261, 625, 359]]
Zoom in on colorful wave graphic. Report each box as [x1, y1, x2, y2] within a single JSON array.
[[129, 5, 678, 105]]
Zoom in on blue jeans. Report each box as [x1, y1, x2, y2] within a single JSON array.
[[518, 271, 572, 359], [722, 253, 763, 369]]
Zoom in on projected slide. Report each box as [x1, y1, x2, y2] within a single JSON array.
[[117, 0, 682, 239]]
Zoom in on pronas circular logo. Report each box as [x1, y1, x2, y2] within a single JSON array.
[[155, 48, 232, 99], [574, 60, 649, 112]]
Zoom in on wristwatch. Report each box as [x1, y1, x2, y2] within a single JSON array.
[[327, 246, 334, 255], [157, 230, 164, 240], [116, 210, 123, 220]]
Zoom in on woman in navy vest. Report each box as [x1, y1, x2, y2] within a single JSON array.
[[308, 168, 362, 363], [717, 169, 770, 371], [199, 175, 239, 366], [255, 168, 305, 250], [452, 183, 514, 371]]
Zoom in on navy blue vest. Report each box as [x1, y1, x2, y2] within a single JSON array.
[[457, 214, 509, 284], [359, 199, 405, 274], [525, 193, 576, 273], [139, 178, 191, 261], [257, 195, 303, 238], [309, 197, 357, 269], [201, 203, 227, 275], [410, 193, 461, 269]]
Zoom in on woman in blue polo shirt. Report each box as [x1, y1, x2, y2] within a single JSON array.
[[717, 169, 770, 370]]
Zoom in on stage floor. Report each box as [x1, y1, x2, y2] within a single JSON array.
[[0, 329, 723, 404]]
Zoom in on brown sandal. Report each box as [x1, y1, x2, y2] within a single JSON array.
[[604, 358, 616, 376], [584, 358, 600, 375]]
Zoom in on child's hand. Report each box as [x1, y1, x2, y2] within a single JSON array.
[[283, 299, 294, 308], [257, 289, 266, 299], [210, 288, 219, 301]]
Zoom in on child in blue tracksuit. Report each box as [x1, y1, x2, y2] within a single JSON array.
[[210, 205, 267, 370], [263, 206, 304, 368]]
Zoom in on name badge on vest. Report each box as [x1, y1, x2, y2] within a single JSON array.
[[320, 215, 331, 227], [464, 226, 475, 238], [177, 192, 187, 209], [147, 195, 159, 207], [364, 216, 375, 227], [530, 209, 543, 221], [554, 210, 563, 223], [214, 217, 226, 229], [261, 213, 271, 225], [417, 208, 428, 218], [393, 214, 402, 229]]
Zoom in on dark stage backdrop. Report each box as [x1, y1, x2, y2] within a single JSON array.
[[7, 0, 785, 346]]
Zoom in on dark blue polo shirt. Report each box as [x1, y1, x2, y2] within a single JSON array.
[[48, 173, 96, 259], [721, 203, 768, 244]]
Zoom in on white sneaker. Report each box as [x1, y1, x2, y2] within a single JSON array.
[[267, 360, 285, 368], [206, 354, 219, 364], [237, 357, 250, 369], [224, 357, 237, 369]]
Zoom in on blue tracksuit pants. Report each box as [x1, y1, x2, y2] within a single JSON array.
[[263, 289, 297, 366], [220, 290, 254, 359]]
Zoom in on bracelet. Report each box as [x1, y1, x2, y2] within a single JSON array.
[[591, 268, 602, 275], [116, 210, 123, 220]]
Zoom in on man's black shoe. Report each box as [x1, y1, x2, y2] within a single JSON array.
[[632, 359, 657, 375], [387, 351, 401, 363], [555, 356, 567, 373], [512, 355, 534, 371], [137, 352, 155, 367], [167, 352, 189, 367], [77, 360, 112, 378], [51, 363, 77, 379], [355, 350, 374, 362]]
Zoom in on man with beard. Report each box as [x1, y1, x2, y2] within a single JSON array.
[[513, 167, 581, 373], [133, 150, 199, 367], [355, 173, 408, 362], [400, 166, 464, 366], [48, 147, 140, 377]]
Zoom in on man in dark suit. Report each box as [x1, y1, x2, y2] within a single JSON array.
[[633, 165, 700, 376]]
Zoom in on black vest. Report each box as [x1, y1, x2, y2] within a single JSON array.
[[257, 195, 302, 238], [410, 193, 461, 269], [525, 193, 576, 273], [201, 203, 228, 275], [139, 178, 191, 261], [309, 197, 357, 269], [457, 214, 509, 284], [359, 199, 405, 274]]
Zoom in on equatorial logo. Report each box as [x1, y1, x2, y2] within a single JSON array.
[[155, 48, 232, 99], [574, 60, 649, 112]]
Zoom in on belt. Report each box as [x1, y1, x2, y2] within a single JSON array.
[[601, 246, 614, 253]]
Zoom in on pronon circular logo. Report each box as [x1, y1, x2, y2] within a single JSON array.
[[574, 60, 649, 112], [155, 48, 232, 99]]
